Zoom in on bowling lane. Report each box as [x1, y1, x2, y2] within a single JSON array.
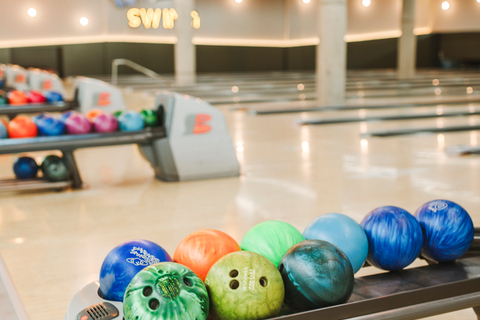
[[1, 71, 480, 320]]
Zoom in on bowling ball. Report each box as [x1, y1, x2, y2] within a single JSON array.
[[303, 213, 368, 273], [280, 239, 354, 312], [118, 111, 145, 132], [7, 90, 28, 105], [8, 116, 37, 138], [173, 229, 241, 281], [140, 109, 159, 127], [361, 206, 423, 271], [86, 109, 103, 121], [241, 220, 304, 267], [35, 115, 65, 136], [27, 90, 46, 104], [0, 90, 8, 105], [205, 251, 284, 320], [0, 121, 7, 139], [123, 262, 209, 320], [13, 156, 38, 179], [92, 113, 118, 133], [415, 199, 474, 262], [44, 91, 64, 103], [41, 155, 71, 182], [64, 112, 91, 134], [99, 239, 172, 302]]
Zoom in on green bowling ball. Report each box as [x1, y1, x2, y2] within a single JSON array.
[[41, 155, 71, 182], [113, 110, 124, 119], [123, 262, 209, 320], [241, 220, 305, 267], [205, 251, 284, 320], [140, 109, 159, 127]]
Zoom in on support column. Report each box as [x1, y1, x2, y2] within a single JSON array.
[[397, 0, 417, 80], [174, 0, 196, 85], [316, 0, 347, 106]]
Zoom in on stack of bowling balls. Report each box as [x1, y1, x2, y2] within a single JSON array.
[[0, 89, 63, 105], [12, 154, 71, 182], [0, 109, 159, 139], [91, 199, 474, 320]]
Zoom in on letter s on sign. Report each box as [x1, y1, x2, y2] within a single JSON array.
[[127, 8, 142, 28]]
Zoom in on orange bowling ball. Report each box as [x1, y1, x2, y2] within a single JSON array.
[[8, 116, 37, 138], [7, 90, 28, 105], [174, 229, 241, 281], [86, 109, 103, 121]]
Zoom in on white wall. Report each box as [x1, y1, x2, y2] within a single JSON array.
[[0, 0, 480, 49]]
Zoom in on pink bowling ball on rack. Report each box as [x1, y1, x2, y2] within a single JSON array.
[[92, 113, 118, 133], [64, 112, 91, 134]]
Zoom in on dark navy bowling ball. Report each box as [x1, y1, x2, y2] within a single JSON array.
[[13, 156, 38, 179], [361, 206, 423, 271], [99, 239, 172, 302], [35, 115, 64, 136], [41, 155, 71, 182], [415, 199, 474, 262], [279, 240, 354, 313]]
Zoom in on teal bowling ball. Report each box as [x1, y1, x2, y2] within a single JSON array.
[[279, 240, 354, 313], [123, 262, 209, 320], [41, 155, 71, 182], [118, 111, 144, 132], [303, 213, 368, 273], [99, 239, 172, 302], [0, 121, 7, 139]]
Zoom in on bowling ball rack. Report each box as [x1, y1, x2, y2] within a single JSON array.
[[270, 232, 480, 320], [0, 127, 166, 191], [0, 100, 77, 119]]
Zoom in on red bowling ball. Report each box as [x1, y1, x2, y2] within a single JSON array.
[[28, 90, 47, 104], [8, 116, 37, 138], [8, 90, 28, 105]]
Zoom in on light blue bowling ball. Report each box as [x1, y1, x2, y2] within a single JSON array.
[[118, 111, 145, 132], [0, 121, 7, 138], [99, 239, 172, 302], [303, 213, 368, 273]]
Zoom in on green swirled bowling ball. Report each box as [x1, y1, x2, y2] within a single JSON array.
[[241, 220, 304, 267], [205, 251, 284, 320], [140, 109, 159, 127], [123, 262, 209, 320]]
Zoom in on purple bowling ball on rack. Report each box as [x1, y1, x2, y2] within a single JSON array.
[[64, 112, 91, 134], [92, 113, 118, 133], [118, 111, 145, 132]]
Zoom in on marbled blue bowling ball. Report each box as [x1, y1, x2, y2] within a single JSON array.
[[99, 239, 172, 302], [118, 111, 145, 132], [303, 213, 368, 273], [361, 206, 423, 271], [44, 91, 64, 103], [13, 156, 38, 179], [279, 239, 354, 313], [35, 115, 64, 136], [415, 199, 474, 263]]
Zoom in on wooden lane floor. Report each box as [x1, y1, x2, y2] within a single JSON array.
[[1, 72, 480, 320]]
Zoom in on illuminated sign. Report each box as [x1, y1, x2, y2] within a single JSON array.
[[127, 8, 200, 30]]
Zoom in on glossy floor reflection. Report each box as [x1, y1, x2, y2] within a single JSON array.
[[1, 70, 480, 320]]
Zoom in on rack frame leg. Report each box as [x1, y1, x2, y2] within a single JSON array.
[[62, 150, 84, 189]]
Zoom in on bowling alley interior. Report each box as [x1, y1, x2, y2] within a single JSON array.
[[2, 0, 480, 319]]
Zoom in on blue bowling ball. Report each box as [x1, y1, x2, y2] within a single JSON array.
[[0, 121, 7, 139], [280, 239, 354, 312], [118, 111, 145, 132], [303, 213, 368, 273], [13, 156, 38, 179], [415, 199, 474, 263], [35, 115, 64, 136], [99, 239, 172, 302], [44, 91, 64, 103], [361, 206, 423, 271]]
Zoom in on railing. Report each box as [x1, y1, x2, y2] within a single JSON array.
[[111, 59, 171, 86]]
